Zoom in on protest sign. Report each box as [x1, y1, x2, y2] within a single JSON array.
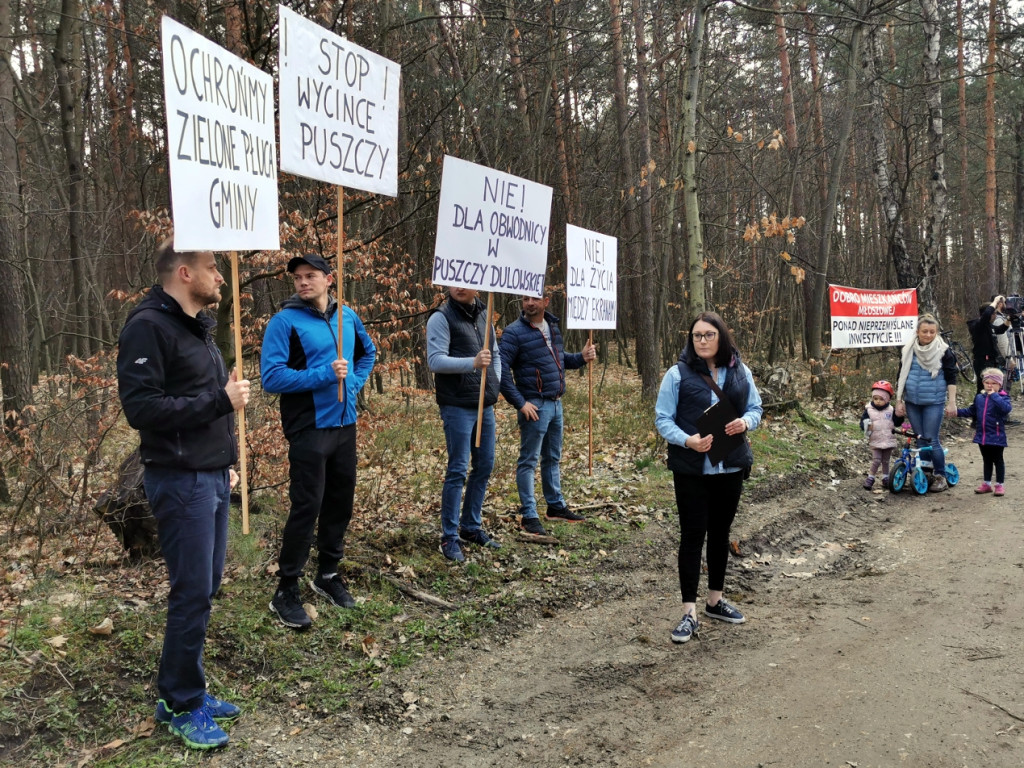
[[829, 285, 918, 349], [161, 16, 278, 251], [565, 224, 617, 330], [432, 156, 553, 297], [278, 5, 400, 196]]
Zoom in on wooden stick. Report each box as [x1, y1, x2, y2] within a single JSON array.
[[475, 291, 494, 448], [336, 186, 345, 403], [588, 329, 594, 476], [371, 570, 457, 610], [229, 251, 250, 535]]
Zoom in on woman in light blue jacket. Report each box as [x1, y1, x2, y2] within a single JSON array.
[[894, 314, 958, 492]]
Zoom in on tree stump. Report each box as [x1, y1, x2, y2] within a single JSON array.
[[93, 449, 160, 562]]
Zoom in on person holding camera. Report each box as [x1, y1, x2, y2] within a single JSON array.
[[972, 296, 1011, 393]]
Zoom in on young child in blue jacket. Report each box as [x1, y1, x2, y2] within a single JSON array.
[[956, 367, 1012, 496]]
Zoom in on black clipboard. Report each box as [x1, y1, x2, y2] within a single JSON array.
[[695, 399, 744, 465]]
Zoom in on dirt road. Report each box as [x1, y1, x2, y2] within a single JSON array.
[[212, 433, 1024, 768]]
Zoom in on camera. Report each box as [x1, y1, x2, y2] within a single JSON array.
[[1006, 295, 1023, 328]]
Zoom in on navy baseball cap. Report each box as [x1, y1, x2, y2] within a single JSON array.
[[287, 254, 332, 275]]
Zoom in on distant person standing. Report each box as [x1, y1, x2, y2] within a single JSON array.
[[971, 297, 1006, 393], [117, 238, 248, 749], [426, 286, 502, 562], [262, 254, 376, 630], [499, 292, 596, 536]]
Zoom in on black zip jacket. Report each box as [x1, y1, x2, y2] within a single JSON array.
[[116, 285, 238, 470]]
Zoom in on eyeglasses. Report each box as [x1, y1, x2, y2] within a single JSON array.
[[691, 331, 718, 342]]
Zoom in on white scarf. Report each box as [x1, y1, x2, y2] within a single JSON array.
[[896, 334, 948, 402]]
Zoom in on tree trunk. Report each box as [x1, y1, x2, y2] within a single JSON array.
[[681, 2, 711, 317], [0, 0, 32, 428], [630, 0, 659, 399], [806, 0, 868, 364], [1009, 104, 1024, 291], [956, 0, 978, 313], [864, 20, 914, 292], [918, 0, 946, 319], [983, 0, 999, 296], [608, 0, 641, 343]]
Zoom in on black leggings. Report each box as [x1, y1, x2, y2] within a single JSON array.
[[979, 444, 1005, 483], [672, 471, 744, 603]]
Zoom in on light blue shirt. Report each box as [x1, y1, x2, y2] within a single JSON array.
[[655, 363, 763, 474]]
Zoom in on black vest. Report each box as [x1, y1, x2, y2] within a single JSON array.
[[433, 298, 500, 408], [666, 358, 754, 475]]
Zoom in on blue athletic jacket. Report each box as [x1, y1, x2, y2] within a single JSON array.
[[261, 296, 376, 438], [498, 311, 586, 410]]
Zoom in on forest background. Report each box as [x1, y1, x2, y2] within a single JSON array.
[[3, 0, 1024, 762]]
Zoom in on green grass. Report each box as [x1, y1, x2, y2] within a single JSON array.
[[0, 376, 871, 766]]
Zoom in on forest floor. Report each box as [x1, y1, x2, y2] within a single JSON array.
[[193, 422, 1024, 768]]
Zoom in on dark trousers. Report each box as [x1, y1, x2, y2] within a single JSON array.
[[278, 425, 357, 584], [673, 471, 744, 603], [143, 465, 230, 713], [979, 443, 1005, 483]]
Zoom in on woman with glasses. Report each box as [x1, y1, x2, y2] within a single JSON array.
[[655, 312, 763, 645]]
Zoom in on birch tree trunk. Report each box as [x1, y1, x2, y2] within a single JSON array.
[[919, 0, 946, 318], [681, 2, 711, 316]]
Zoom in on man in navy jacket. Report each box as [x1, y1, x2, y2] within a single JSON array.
[[499, 292, 596, 536], [117, 239, 249, 749], [261, 254, 376, 629]]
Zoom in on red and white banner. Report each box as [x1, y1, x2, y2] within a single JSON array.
[[829, 285, 918, 349]]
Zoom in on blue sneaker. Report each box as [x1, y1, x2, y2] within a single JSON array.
[[156, 693, 241, 724], [670, 613, 699, 644], [459, 528, 501, 549], [704, 598, 746, 624], [168, 706, 229, 749], [439, 538, 465, 562]]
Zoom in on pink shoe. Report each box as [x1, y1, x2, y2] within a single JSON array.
[[994, 483, 1005, 497], [975, 482, 993, 494]]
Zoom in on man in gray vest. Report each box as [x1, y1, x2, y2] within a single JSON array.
[[426, 286, 502, 562]]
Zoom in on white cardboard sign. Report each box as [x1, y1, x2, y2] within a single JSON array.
[[565, 224, 617, 329], [278, 5, 400, 196], [161, 16, 279, 251], [432, 156, 553, 297]]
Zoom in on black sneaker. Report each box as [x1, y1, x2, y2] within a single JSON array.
[[269, 584, 311, 630], [521, 517, 548, 536], [704, 598, 746, 624], [545, 505, 585, 522], [311, 573, 356, 609], [670, 613, 699, 644], [459, 528, 501, 549]]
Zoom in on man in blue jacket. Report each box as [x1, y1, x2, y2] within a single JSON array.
[[117, 239, 249, 749], [499, 292, 596, 536], [261, 254, 376, 629]]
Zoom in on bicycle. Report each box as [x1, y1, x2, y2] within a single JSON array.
[[940, 330, 974, 383], [889, 427, 960, 494]]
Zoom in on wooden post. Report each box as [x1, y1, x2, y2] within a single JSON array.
[[337, 186, 346, 403], [229, 251, 250, 534], [588, 330, 594, 476], [475, 291, 494, 447]]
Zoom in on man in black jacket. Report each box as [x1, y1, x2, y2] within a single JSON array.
[[117, 238, 249, 750]]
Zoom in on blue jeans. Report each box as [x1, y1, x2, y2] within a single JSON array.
[[516, 399, 566, 519], [439, 404, 495, 541], [144, 466, 230, 713], [905, 401, 946, 477]]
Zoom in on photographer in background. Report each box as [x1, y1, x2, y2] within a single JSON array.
[[971, 296, 1010, 394]]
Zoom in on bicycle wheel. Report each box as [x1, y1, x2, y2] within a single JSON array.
[[912, 467, 930, 495], [890, 461, 908, 493], [946, 463, 960, 486], [952, 343, 974, 383]]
